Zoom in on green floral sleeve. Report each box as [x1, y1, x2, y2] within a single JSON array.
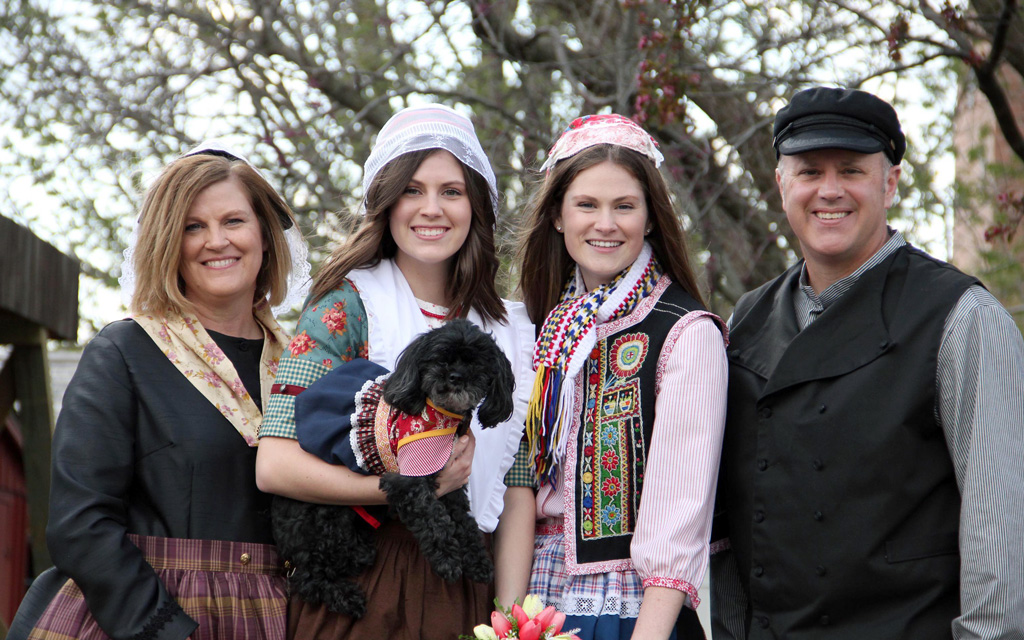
[[259, 280, 369, 440]]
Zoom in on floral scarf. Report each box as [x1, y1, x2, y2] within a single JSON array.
[[133, 300, 289, 446], [526, 243, 662, 485]]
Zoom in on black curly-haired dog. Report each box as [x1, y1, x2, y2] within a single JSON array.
[[271, 318, 515, 618]]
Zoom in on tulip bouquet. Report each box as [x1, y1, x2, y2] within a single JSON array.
[[462, 595, 581, 640]]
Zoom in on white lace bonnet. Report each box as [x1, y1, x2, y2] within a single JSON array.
[[361, 104, 499, 217], [118, 140, 311, 316]]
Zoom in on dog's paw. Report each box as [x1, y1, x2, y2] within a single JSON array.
[[462, 556, 494, 584], [291, 572, 368, 618], [456, 524, 495, 584], [432, 557, 464, 583], [324, 583, 367, 619]]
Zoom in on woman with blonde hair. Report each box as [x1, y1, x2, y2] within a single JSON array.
[[9, 142, 308, 640], [515, 114, 727, 640]]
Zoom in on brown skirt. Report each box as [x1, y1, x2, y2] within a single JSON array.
[[287, 519, 493, 640]]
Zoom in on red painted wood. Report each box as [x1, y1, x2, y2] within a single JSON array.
[[0, 421, 29, 627]]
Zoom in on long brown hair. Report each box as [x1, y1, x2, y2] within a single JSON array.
[[516, 144, 706, 325], [310, 148, 506, 323], [130, 154, 296, 317]]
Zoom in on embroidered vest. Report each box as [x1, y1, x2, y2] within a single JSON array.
[[573, 281, 706, 567], [717, 245, 978, 639]]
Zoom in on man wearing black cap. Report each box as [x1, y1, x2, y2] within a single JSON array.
[[709, 87, 1024, 639]]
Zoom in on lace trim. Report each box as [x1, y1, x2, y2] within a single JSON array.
[[126, 600, 179, 640], [558, 592, 644, 618]]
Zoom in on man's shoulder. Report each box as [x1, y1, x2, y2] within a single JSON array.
[[733, 263, 802, 321], [900, 244, 981, 290]]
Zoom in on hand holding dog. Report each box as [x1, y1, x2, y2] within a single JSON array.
[[436, 432, 475, 497], [274, 320, 516, 615]]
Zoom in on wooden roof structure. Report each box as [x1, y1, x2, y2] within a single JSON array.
[[0, 215, 80, 607], [1, 215, 79, 343]]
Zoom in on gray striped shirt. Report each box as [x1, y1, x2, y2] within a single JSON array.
[[713, 230, 1024, 639]]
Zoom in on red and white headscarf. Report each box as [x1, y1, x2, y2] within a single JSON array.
[[540, 113, 664, 172]]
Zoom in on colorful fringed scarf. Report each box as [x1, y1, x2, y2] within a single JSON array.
[[526, 243, 662, 485]]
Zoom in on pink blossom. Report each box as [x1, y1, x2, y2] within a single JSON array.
[[322, 303, 348, 335], [203, 342, 226, 364], [289, 331, 317, 355]]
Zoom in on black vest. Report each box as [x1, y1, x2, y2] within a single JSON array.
[[574, 281, 707, 566], [716, 246, 978, 639]]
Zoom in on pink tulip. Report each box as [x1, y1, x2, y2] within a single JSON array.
[[549, 611, 566, 634], [511, 603, 529, 629], [534, 605, 557, 631], [490, 611, 512, 638], [518, 619, 542, 640]]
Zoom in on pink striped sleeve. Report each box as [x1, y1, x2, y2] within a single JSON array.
[[631, 312, 728, 608]]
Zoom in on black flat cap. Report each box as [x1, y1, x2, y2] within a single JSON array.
[[773, 87, 906, 164]]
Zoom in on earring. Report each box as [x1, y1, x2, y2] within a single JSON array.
[[644, 226, 652, 235], [555, 225, 563, 232]]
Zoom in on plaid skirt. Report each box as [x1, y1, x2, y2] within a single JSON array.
[[529, 523, 705, 640], [27, 534, 287, 640]]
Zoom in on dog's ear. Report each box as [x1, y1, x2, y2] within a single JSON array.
[[477, 348, 515, 427], [384, 334, 427, 414]]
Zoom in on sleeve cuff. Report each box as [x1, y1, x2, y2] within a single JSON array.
[[135, 599, 197, 640], [641, 576, 701, 609]]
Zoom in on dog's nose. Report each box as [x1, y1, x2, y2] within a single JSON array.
[[447, 371, 463, 385]]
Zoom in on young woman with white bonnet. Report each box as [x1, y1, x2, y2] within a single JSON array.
[[256, 103, 535, 639], [8, 141, 310, 640]]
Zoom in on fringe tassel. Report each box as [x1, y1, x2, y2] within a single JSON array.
[[526, 364, 567, 487]]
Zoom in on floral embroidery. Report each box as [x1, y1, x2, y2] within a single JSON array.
[[321, 301, 348, 335], [602, 503, 622, 526], [267, 359, 278, 375], [323, 358, 333, 367], [601, 449, 619, 470], [289, 331, 317, 355], [580, 337, 642, 541], [610, 333, 648, 378], [202, 371, 222, 388]]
